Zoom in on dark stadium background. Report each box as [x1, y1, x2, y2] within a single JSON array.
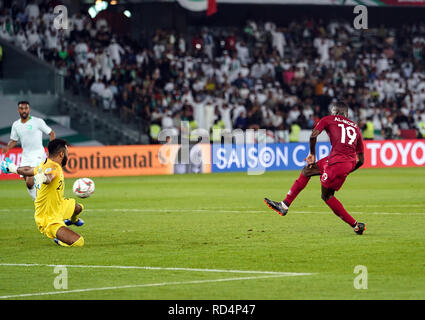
[[0, 0, 424, 172]]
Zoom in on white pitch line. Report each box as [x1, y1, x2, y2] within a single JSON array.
[[0, 274, 306, 299], [0, 263, 312, 276], [109, 208, 264, 213]]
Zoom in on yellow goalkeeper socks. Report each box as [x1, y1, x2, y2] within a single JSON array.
[[71, 237, 84, 247]]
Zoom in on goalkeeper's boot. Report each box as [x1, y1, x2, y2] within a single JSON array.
[[353, 222, 366, 235], [64, 218, 85, 227], [264, 198, 289, 216]]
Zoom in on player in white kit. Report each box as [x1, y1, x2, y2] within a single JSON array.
[[1, 101, 56, 200]]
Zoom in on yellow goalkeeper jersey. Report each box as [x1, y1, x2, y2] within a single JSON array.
[[33, 158, 65, 222]]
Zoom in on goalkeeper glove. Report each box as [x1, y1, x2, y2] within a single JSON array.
[[1, 158, 18, 174], [34, 168, 47, 190]]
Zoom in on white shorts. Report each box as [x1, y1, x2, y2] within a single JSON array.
[[20, 153, 46, 168]]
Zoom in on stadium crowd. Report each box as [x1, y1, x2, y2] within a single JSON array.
[[0, 0, 425, 142]]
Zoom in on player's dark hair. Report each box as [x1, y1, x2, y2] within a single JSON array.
[[48, 139, 68, 156], [17, 101, 30, 107], [331, 101, 349, 117]]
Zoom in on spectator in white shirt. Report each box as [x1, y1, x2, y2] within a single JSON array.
[[287, 106, 301, 125], [25, 0, 39, 21], [74, 40, 89, 66], [45, 28, 59, 51], [271, 27, 286, 58], [202, 30, 214, 60], [184, 56, 195, 75], [72, 12, 85, 33], [162, 110, 175, 129], [90, 79, 105, 105], [239, 82, 250, 100], [181, 87, 194, 106], [261, 106, 274, 129], [84, 59, 96, 80], [108, 38, 125, 66], [136, 49, 148, 67], [236, 41, 250, 65], [14, 29, 28, 50], [192, 96, 206, 129], [0, 21, 12, 41], [314, 36, 334, 65], [101, 50, 113, 81], [256, 88, 268, 105], [178, 34, 186, 54], [251, 59, 267, 79], [376, 54, 390, 75], [26, 28, 41, 49], [42, 7, 55, 27], [419, 88, 425, 109], [164, 78, 175, 93], [219, 103, 233, 130], [101, 82, 115, 111], [153, 42, 165, 60]]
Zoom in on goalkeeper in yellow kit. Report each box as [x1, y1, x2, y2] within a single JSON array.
[[1, 139, 85, 247]]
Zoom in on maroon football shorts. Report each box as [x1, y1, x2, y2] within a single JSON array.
[[316, 156, 355, 191]]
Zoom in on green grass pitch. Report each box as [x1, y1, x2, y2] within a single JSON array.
[[0, 167, 424, 300]]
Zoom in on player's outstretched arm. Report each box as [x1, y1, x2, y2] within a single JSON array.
[[306, 129, 321, 166], [2, 158, 55, 188], [1, 140, 17, 154], [350, 153, 364, 173], [16, 167, 55, 189]]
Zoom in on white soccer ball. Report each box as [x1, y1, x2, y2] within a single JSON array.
[[72, 178, 95, 198]]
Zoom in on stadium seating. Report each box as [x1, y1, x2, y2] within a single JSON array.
[[0, 1, 424, 144]]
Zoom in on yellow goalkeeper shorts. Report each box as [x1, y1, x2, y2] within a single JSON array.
[[35, 198, 77, 239]]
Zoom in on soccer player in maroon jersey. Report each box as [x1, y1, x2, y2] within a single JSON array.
[[265, 101, 366, 235]]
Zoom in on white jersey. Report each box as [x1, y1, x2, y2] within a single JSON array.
[[10, 116, 52, 160]]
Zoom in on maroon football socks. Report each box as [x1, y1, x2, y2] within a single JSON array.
[[284, 173, 310, 206], [325, 196, 357, 227]]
